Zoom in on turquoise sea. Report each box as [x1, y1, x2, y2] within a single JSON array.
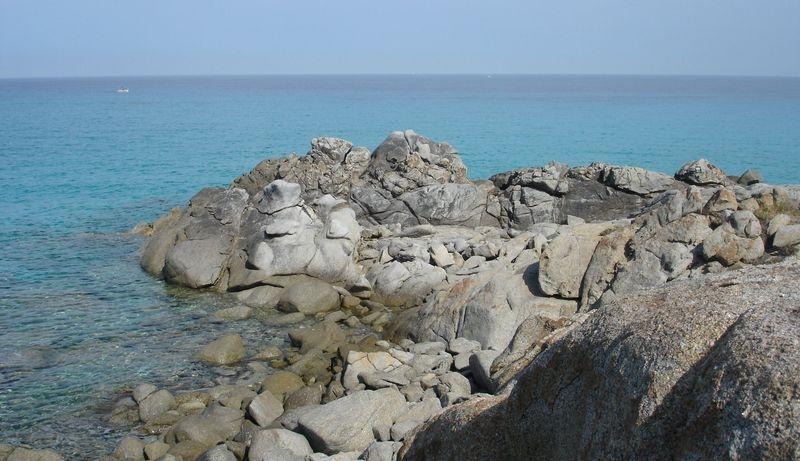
[[1, 75, 799, 456]]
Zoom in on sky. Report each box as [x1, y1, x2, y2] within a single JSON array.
[[1, 0, 799, 78]]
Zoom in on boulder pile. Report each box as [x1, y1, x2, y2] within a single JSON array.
[[107, 131, 800, 460]]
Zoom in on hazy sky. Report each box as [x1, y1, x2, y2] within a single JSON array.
[[1, 0, 799, 78]]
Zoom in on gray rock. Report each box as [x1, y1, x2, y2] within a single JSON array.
[[538, 223, 615, 299], [601, 165, 675, 195], [278, 278, 340, 315], [260, 179, 302, 214], [773, 224, 800, 250], [284, 385, 324, 410], [469, 350, 501, 392], [296, 388, 407, 454], [138, 389, 175, 423], [197, 445, 237, 461], [407, 342, 446, 355], [447, 337, 481, 355], [703, 187, 738, 215], [143, 441, 169, 460], [429, 242, 454, 267], [367, 260, 446, 307], [199, 334, 245, 365], [400, 260, 800, 461], [492, 315, 555, 372], [701, 224, 764, 266], [248, 390, 284, 426], [737, 169, 763, 185], [212, 305, 252, 321], [164, 238, 230, 288], [249, 428, 313, 461], [131, 383, 156, 403], [675, 159, 727, 185], [362, 441, 401, 461], [391, 269, 576, 353], [288, 321, 346, 354], [165, 404, 244, 447], [767, 214, 791, 237], [438, 372, 472, 397], [262, 371, 305, 401], [114, 436, 144, 460], [390, 420, 420, 441]]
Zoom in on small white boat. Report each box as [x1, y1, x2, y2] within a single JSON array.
[[116, 87, 129, 93]]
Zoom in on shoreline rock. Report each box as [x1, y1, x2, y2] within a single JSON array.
[[96, 131, 800, 460]]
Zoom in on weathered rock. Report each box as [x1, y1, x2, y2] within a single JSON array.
[[212, 306, 252, 321], [538, 223, 612, 298], [702, 187, 738, 215], [131, 383, 156, 403], [199, 334, 245, 366], [284, 385, 324, 410], [446, 338, 481, 356], [167, 441, 208, 461], [773, 224, 800, 250], [262, 371, 305, 401], [701, 220, 764, 266], [248, 429, 313, 461], [297, 388, 407, 454], [165, 404, 244, 448], [288, 321, 346, 354], [248, 390, 284, 427], [197, 445, 237, 461], [362, 441, 401, 461], [367, 260, 447, 307], [469, 350, 501, 392], [113, 437, 144, 460], [737, 169, 763, 186], [138, 389, 175, 423], [767, 214, 791, 237], [391, 269, 576, 353], [278, 278, 340, 315], [143, 441, 169, 460], [675, 159, 726, 185], [601, 165, 676, 195], [400, 260, 800, 461]]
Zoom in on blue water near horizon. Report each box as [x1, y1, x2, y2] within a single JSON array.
[[1, 74, 799, 456]]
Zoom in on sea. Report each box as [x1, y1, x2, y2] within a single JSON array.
[[1, 74, 799, 457]]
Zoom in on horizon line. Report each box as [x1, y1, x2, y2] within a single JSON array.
[[2, 71, 800, 81]]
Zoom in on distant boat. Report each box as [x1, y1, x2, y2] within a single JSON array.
[[116, 87, 129, 93]]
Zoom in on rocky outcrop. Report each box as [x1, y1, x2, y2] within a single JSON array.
[[400, 259, 800, 460], [125, 131, 800, 460]]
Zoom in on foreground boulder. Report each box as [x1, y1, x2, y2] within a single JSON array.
[[400, 259, 800, 460]]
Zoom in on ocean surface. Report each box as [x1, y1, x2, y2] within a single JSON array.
[[1, 75, 799, 456]]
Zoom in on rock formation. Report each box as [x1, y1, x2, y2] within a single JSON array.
[[399, 259, 800, 460], [106, 130, 800, 461]]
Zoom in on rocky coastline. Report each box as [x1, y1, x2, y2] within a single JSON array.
[[7, 130, 799, 461]]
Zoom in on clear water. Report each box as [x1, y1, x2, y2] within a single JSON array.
[[1, 75, 799, 456]]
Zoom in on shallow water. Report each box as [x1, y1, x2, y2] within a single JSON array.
[[1, 75, 799, 456]]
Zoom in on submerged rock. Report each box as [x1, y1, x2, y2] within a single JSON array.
[[199, 334, 245, 366]]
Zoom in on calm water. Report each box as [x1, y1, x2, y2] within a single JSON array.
[[1, 75, 799, 456]]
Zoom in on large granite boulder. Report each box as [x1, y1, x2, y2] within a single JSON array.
[[400, 259, 800, 460], [296, 388, 407, 454]]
